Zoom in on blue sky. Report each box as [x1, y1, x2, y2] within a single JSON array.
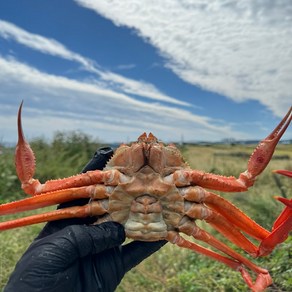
[[0, 0, 291, 144]]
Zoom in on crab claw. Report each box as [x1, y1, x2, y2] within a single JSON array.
[[15, 101, 41, 195], [244, 107, 291, 183]]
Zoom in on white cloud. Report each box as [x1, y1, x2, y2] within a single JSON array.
[[0, 19, 92, 68], [0, 19, 188, 107], [0, 55, 242, 144], [97, 70, 190, 106], [75, 0, 292, 117]]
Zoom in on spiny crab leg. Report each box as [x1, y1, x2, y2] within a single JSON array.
[[0, 185, 108, 230], [184, 202, 259, 256], [257, 169, 292, 256], [181, 186, 270, 240], [258, 206, 292, 256], [180, 185, 291, 257], [0, 202, 108, 231], [15, 102, 118, 196], [0, 185, 107, 215], [273, 169, 292, 178], [167, 230, 272, 291], [271, 170, 292, 227], [172, 107, 291, 192]]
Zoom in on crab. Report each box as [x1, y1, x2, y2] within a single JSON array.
[[0, 103, 291, 292]]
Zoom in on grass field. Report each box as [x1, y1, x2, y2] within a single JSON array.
[[0, 134, 291, 291]]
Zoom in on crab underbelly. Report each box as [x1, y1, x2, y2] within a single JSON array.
[[108, 183, 185, 241], [125, 210, 168, 241]]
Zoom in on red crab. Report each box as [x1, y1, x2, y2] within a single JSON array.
[[0, 103, 291, 291]]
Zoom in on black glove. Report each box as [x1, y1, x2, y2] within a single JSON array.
[[4, 147, 167, 292]]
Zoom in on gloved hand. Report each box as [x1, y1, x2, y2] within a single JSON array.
[[4, 147, 167, 292]]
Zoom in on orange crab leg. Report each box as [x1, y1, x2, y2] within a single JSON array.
[[258, 209, 292, 256], [0, 201, 108, 231], [255, 169, 292, 256], [181, 186, 291, 257], [271, 170, 292, 229], [267, 197, 292, 232], [0, 185, 107, 216], [173, 107, 291, 192], [167, 231, 272, 291], [0, 185, 108, 231], [178, 220, 267, 274], [181, 186, 270, 240], [167, 231, 242, 270], [256, 195, 292, 256], [14, 102, 117, 196], [184, 202, 259, 256], [273, 169, 292, 178]]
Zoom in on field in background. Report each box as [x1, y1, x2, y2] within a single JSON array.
[[0, 133, 291, 291]]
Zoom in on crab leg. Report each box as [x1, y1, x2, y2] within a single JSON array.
[[184, 202, 259, 256], [180, 186, 270, 240], [258, 206, 292, 256], [167, 229, 272, 291], [168, 233, 272, 292], [270, 170, 292, 228], [181, 186, 291, 257], [14, 102, 118, 196], [257, 169, 292, 256], [178, 218, 266, 273], [273, 169, 292, 178], [173, 107, 291, 192], [0, 185, 108, 230], [0, 185, 107, 215], [0, 201, 108, 231]]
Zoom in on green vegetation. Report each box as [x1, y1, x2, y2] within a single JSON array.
[[0, 133, 291, 291]]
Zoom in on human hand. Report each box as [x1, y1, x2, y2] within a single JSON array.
[[4, 147, 167, 292]]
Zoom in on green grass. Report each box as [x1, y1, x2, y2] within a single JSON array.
[[0, 134, 291, 291]]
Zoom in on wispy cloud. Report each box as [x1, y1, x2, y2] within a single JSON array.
[[0, 19, 189, 107], [75, 0, 292, 117], [0, 19, 92, 68], [0, 55, 242, 144], [97, 70, 190, 106], [115, 63, 136, 70]]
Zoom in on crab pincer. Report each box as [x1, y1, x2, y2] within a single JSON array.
[[241, 107, 292, 187], [14, 102, 107, 196]]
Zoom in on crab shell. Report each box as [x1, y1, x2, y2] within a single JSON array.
[[101, 132, 189, 241]]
